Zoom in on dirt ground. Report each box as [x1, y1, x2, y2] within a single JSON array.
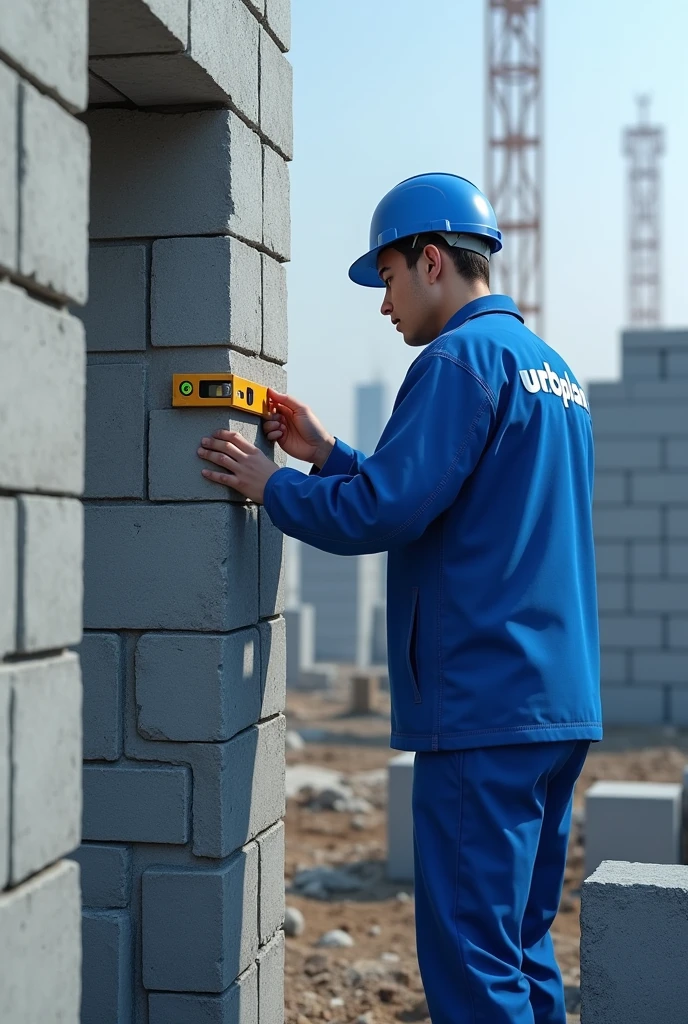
[[283, 686, 688, 1024]]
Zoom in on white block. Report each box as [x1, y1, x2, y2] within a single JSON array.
[[584, 780, 683, 878], [0, 861, 81, 1023], [0, 499, 17, 658], [387, 752, 415, 882]]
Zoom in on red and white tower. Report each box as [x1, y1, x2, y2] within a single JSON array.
[[485, 0, 544, 335], [624, 96, 664, 326]]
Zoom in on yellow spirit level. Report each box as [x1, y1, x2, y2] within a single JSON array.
[[172, 373, 270, 418]]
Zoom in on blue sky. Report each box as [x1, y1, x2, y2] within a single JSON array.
[[286, 0, 688, 444]]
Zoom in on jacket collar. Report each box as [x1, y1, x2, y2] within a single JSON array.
[[441, 294, 524, 335]]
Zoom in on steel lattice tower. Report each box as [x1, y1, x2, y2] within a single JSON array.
[[624, 96, 664, 326], [485, 0, 544, 335]]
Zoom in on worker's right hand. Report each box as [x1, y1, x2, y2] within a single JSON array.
[[264, 389, 335, 468]]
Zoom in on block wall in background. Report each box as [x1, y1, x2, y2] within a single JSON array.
[[0, 0, 89, 1018], [591, 328, 688, 726], [71, 0, 292, 1020]]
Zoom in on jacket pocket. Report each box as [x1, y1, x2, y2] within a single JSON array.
[[406, 587, 422, 704]]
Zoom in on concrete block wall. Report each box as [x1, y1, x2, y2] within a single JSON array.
[[590, 328, 688, 725], [74, 2, 291, 1020], [0, 0, 88, 1017]]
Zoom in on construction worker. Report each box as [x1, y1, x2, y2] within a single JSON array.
[[197, 173, 601, 1024]]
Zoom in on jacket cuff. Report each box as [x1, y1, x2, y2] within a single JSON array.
[[311, 438, 357, 478]]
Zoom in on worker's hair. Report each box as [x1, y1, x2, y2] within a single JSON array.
[[389, 232, 490, 287]]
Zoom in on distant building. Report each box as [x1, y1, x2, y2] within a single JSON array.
[[296, 381, 388, 666]]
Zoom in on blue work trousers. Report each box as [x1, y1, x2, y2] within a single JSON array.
[[412, 740, 589, 1024]]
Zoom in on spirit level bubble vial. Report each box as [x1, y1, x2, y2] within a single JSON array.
[[172, 373, 270, 418]]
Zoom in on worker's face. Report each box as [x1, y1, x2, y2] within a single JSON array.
[[377, 245, 441, 347]]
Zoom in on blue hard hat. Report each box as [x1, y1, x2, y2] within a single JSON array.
[[348, 173, 502, 288]]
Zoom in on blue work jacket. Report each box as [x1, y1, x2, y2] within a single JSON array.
[[263, 295, 602, 751]]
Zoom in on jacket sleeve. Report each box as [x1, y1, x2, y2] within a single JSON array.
[[309, 438, 367, 478], [263, 354, 495, 555]]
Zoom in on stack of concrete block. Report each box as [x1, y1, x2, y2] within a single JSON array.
[[590, 328, 688, 725], [584, 780, 683, 878], [0, 1, 89, 1018], [70, 1, 292, 1020], [387, 752, 415, 882], [581, 861, 688, 1023]]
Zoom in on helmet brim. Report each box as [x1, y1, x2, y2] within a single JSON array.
[[348, 245, 387, 288]]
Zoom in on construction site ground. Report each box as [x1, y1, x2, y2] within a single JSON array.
[[284, 684, 688, 1024]]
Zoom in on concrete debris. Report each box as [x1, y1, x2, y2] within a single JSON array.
[[316, 928, 355, 948], [284, 906, 305, 937], [285, 729, 305, 751]]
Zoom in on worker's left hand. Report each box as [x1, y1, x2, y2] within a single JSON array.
[[198, 430, 281, 503]]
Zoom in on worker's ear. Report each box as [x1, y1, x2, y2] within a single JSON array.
[[421, 244, 443, 284]]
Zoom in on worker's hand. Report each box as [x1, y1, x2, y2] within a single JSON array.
[[198, 430, 280, 503], [263, 389, 335, 469]]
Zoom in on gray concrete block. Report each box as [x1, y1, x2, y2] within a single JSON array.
[[82, 763, 191, 844], [91, 0, 260, 117], [82, 910, 132, 1024], [89, 0, 188, 56], [585, 781, 683, 877], [668, 543, 688, 577], [670, 687, 688, 726], [594, 471, 626, 504], [0, 282, 85, 495], [261, 254, 288, 364], [587, 381, 626, 405], [592, 401, 687, 438], [0, 861, 81, 1023], [623, 327, 688, 350], [621, 348, 662, 379], [149, 962, 258, 1024], [79, 632, 122, 761], [70, 843, 132, 909], [627, 378, 688, 401], [0, 673, 9, 888], [265, 0, 291, 51], [598, 614, 662, 649], [84, 503, 259, 631], [593, 506, 660, 540], [632, 472, 688, 504], [79, 244, 148, 352], [593, 544, 626, 577], [148, 408, 275, 502], [85, 362, 147, 498], [600, 651, 626, 684], [0, 0, 87, 111], [9, 653, 82, 884], [135, 630, 261, 742], [142, 843, 259, 992], [387, 751, 414, 882], [633, 651, 688, 684], [596, 580, 627, 613], [17, 496, 83, 653], [0, 499, 17, 658], [259, 30, 293, 159], [630, 541, 662, 577], [87, 108, 262, 244], [668, 350, 688, 376], [600, 684, 664, 725], [19, 82, 89, 304], [257, 929, 285, 1024], [263, 145, 290, 261], [259, 617, 286, 719], [260, 506, 286, 617], [668, 617, 688, 648], [593, 438, 661, 470], [668, 508, 688, 538], [632, 579, 688, 613], [0, 62, 17, 273], [242, 0, 265, 15], [151, 236, 261, 353], [257, 821, 285, 945], [581, 861, 688, 1024], [285, 606, 315, 685], [667, 439, 688, 469]]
